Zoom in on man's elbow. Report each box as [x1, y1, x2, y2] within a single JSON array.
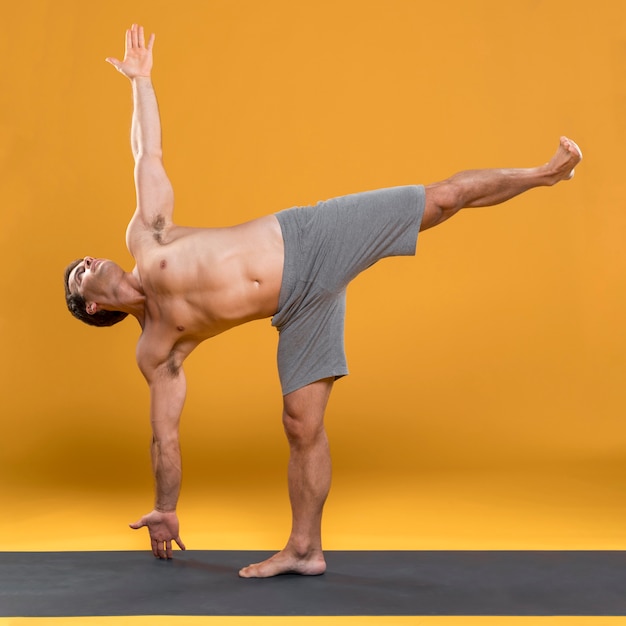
[[133, 148, 164, 163], [151, 432, 180, 448]]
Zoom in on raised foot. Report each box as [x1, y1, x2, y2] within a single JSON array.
[[545, 136, 583, 184], [238, 549, 327, 578]]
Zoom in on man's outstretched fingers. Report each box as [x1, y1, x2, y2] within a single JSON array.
[[125, 27, 132, 53], [105, 56, 120, 70], [152, 538, 161, 559], [129, 518, 146, 530]]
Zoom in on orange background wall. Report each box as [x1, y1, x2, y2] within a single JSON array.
[[1, 0, 625, 545]]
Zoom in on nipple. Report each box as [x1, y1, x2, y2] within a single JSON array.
[[160, 260, 167, 269], [176, 325, 185, 332]]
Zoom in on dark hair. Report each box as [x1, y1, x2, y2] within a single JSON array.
[[64, 259, 128, 327]]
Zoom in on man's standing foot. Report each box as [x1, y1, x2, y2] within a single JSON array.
[[238, 547, 326, 578]]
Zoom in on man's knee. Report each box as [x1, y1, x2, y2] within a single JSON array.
[[422, 180, 463, 230], [282, 378, 333, 446], [282, 409, 323, 447], [282, 405, 329, 452]]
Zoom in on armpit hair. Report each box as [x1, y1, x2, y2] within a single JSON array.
[[166, 351, 181, 377], [152, 215, 165, 244]]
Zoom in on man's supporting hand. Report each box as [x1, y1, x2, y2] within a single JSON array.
[[106, 24, 155, 80], [130, 509, 186, 559]]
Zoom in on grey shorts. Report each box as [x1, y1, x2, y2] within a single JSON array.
[[272, 185, 425, 395]]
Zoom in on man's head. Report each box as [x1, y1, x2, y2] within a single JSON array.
[[64, 257, 128, 327]]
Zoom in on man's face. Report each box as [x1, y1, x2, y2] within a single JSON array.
[[68, 257, 122, 313]]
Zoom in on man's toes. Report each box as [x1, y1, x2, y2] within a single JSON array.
[[561, 136, 582, 160]]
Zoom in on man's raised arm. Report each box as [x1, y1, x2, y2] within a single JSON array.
[[106, 24, 174, 244]]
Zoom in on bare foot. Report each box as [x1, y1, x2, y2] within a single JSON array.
[[238, 548, 327, 578], [544, 136, 583, 184]]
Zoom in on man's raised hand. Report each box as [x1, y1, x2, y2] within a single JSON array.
[[106, 24, 155, 80]]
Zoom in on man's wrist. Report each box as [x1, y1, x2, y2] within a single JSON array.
[[154, 506, 176, 514]]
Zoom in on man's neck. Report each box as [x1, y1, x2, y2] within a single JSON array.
[[101, 271, 147, 325]]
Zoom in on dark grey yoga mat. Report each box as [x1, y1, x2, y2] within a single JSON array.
[[2, 550, 626, 616]]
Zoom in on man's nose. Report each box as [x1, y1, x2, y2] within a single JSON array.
[[84, 256, 94, 268]]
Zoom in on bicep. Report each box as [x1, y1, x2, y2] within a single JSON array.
[[137, 343, 187, 438], [134, 155, 175, 226], [148, 366, 187, 440]]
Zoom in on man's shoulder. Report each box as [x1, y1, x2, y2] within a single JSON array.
[[136, 323, 201, 375], [125, 211, 180, 255], [136, 325, 173, 370]]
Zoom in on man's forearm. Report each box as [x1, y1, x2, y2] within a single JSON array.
[[147, 373, 185, 513], [151, 437, 182, 512], [131, 77, 163, 160]]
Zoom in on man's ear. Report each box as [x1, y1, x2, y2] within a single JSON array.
[[86, 302, 98, 315]]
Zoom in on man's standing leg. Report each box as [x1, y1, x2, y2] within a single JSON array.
[[239, 378, 333, 578]]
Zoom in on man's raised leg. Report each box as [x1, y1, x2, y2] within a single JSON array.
[[239, 378, 334, 578], [420, 136, 582, 231]]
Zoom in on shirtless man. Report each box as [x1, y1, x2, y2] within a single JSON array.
[[64, 25, 582, 578]]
